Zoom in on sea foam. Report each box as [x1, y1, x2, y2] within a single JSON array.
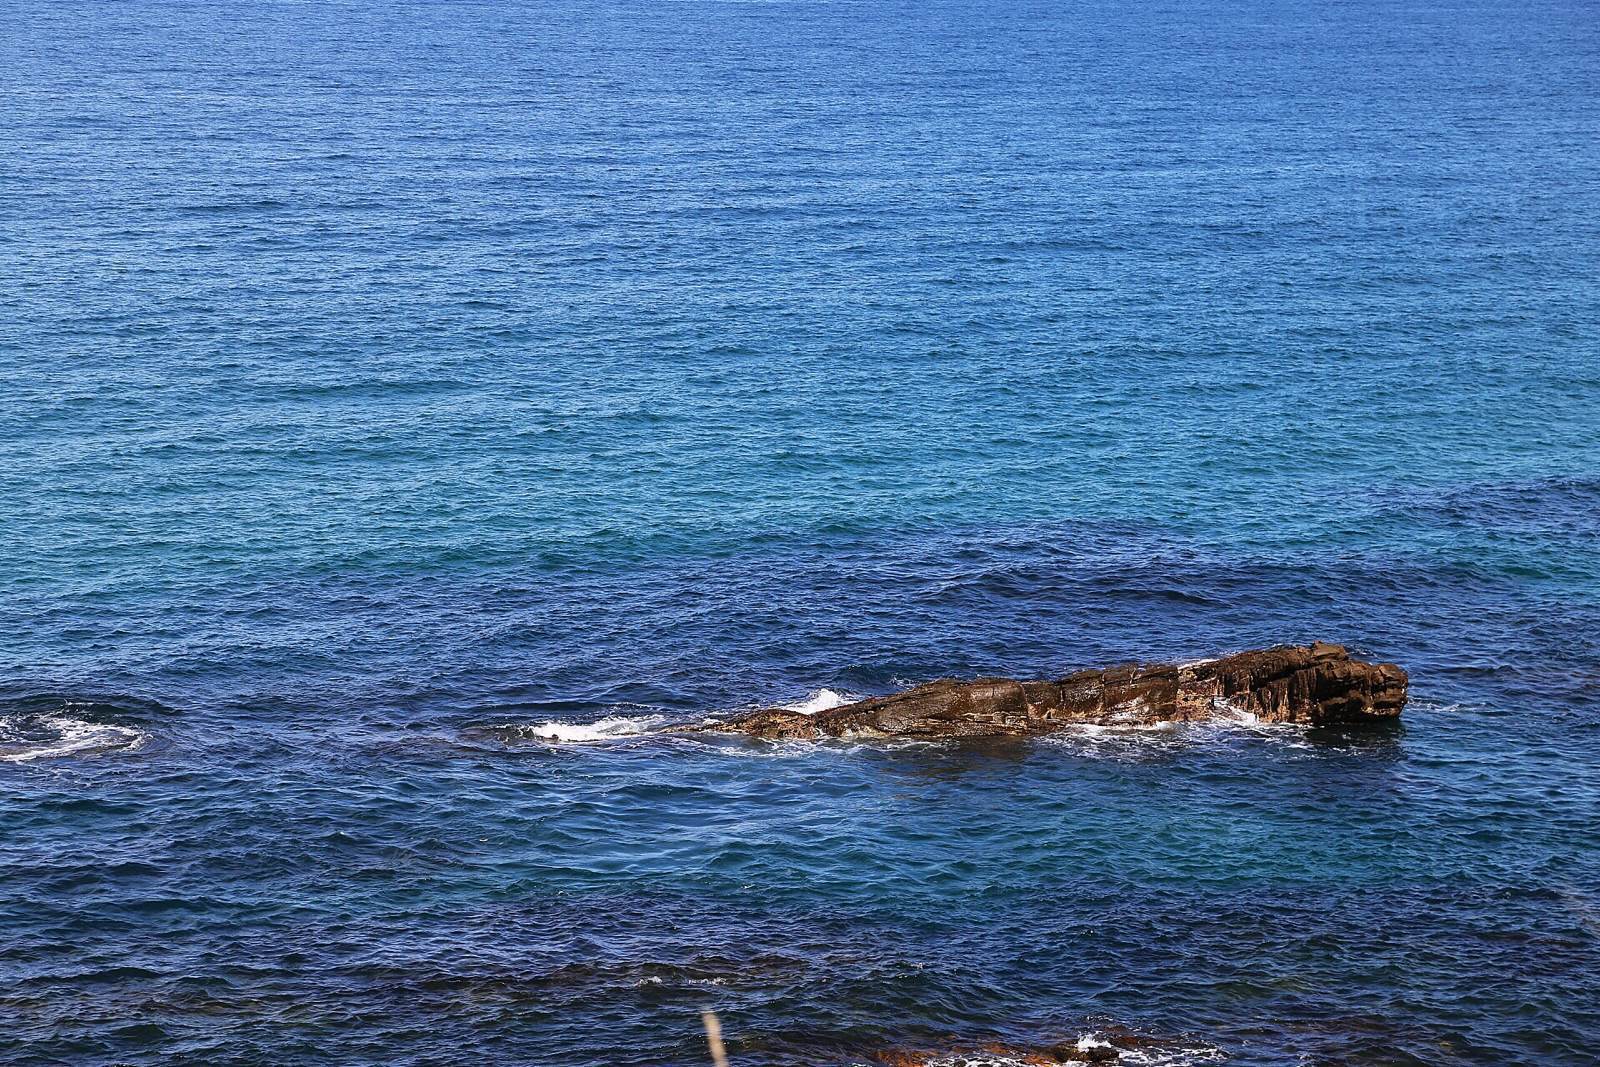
[[781, 688, 858, 714], [507, 714, 669, 744], [0, 712, 147, 763]]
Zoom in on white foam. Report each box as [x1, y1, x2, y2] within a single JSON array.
[[781, 688, 857, 715], [1119, 1040, 1227, 1066], [1210, 697, 1259, 724], [0, 714, 146, 763], [1064, 720, 1180, 738], [511, 714, 668, 744], [1038, 710, 1329, 758], [907, 1035, 1226, 1067]]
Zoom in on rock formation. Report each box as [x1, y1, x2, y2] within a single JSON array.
[[693, 643, 1407, 741]]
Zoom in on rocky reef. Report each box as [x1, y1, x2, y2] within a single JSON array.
[[693, 643, 1407, 741]]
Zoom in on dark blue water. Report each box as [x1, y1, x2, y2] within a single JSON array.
[[5, 1, 1600, 1064]]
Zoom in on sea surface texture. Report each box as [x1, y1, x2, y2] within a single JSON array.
[[4, 1, 1600, 1064]]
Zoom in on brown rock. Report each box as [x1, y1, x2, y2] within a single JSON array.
[[1051, 1045, 1118, 1063], [693, 644, 1407, 740]]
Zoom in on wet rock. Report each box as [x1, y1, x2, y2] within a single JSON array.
[[691, 643, 1407, 741], [1051, 1045, 1118, 1063]]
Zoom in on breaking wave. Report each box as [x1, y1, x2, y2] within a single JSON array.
[[0, 708, 148, 763], [475, 713, 669, 745], [781, 687, 859, 714]]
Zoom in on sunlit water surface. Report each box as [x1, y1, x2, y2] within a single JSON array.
[[4, 0, 1599, 1063]]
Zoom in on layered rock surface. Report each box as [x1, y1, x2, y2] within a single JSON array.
[[697, 643, 1407, 741]]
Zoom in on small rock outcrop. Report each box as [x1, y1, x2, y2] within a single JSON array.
[[869, 1023, 1212, 1065], [695, 643, 1407, 741]]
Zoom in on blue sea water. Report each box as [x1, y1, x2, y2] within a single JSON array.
[[4, 0, 1600, 1063]]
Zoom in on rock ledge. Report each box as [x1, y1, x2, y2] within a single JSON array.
[[695, 643, 1407, 741]]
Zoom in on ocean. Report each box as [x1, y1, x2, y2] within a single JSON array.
[[3, 0, 1599, 1063]]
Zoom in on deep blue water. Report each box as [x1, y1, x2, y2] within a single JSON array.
[[4, 1, 1600, 1064]]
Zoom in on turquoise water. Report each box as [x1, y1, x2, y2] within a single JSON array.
[[4, 0, 1599, 1063]]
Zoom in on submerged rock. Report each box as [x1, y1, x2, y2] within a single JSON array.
[[692, 643, 1407, 741]]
